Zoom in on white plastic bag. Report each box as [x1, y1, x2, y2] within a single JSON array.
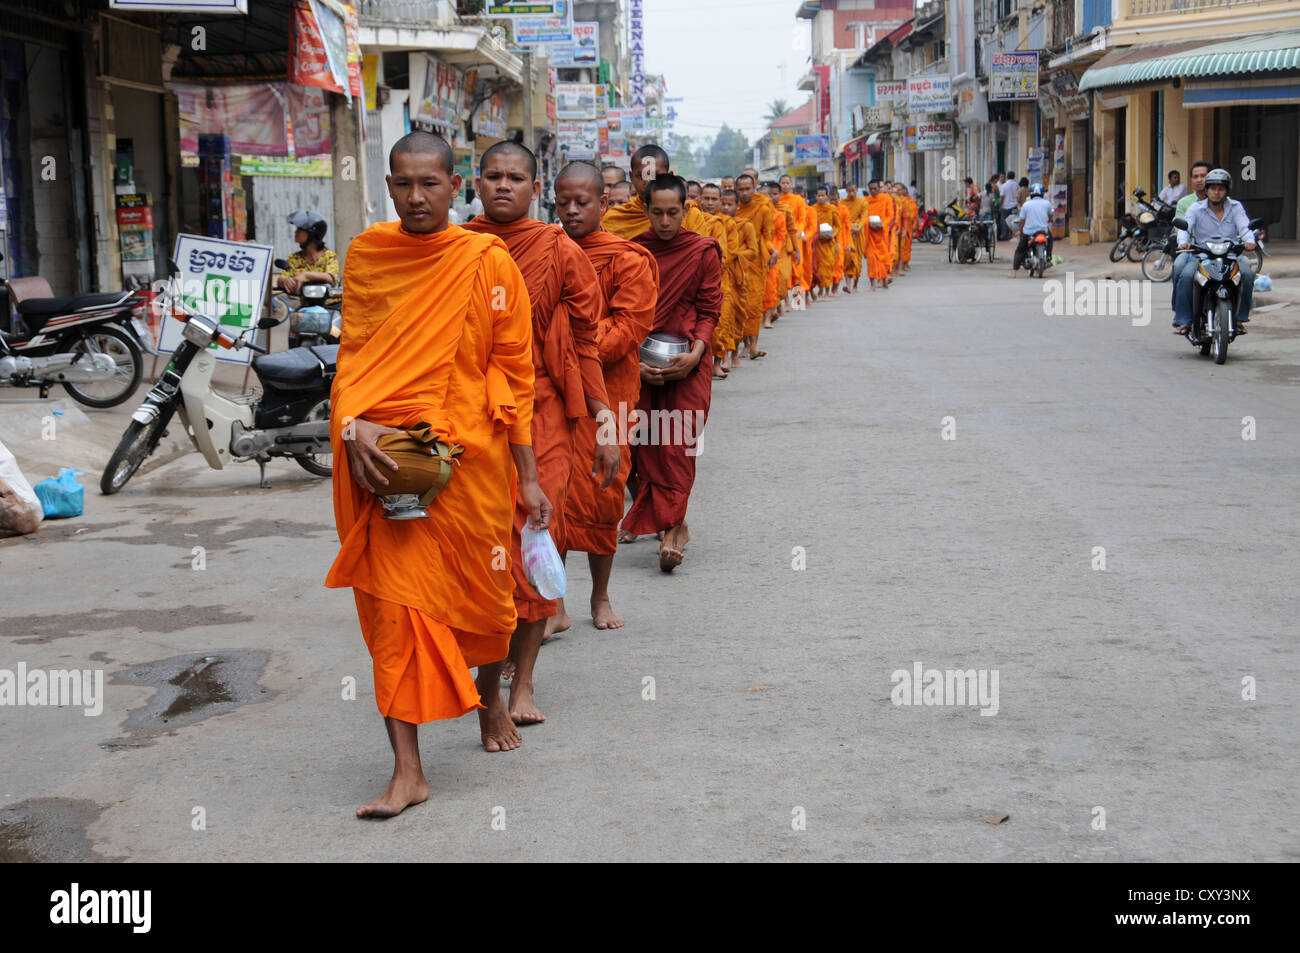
[[0, 438, 43, 537], [0, 439, 43, 519], [520, 525, 566, 599]]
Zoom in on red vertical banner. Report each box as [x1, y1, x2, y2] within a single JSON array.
[[290, 1, 334, 91], [345, 3, 362, 100]]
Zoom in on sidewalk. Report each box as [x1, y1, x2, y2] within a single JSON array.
[[1048, 236, 1300, 281]]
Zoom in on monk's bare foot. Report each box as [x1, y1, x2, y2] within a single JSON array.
[[591, 595, 625, 629], [500, 658, 516, 682], [356, 773, 429, 819], [543, 608, 571, 641], [658, 523, 690, 573], [762, 321, 773, 329], [508, 680, 546, 725], [479, 694, 523, 751], [656, 530, 666, 541], [748, 349, 767, 359], [618, 529, 639, 543]]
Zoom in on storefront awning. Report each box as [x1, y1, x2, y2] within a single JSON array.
[[1079, 30, 1300, 91]]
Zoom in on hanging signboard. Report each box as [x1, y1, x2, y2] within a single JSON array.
[[415, 57, 464, 132], [794, 134, 832, 161], [156, 236, 273, 366], [555, 83, 597, 120], [629, 0, 645, 106], [556, 120, 599, 159], [908, 75, 952, 114], [110, 0, 247, 10], [875, 80, 907, 103], [488, 1, 563, 15], [549, 21, 599, 66], [1050, 69, 1091, 121], [915, 119, 954, 151], [990, 51, 1039, 102], [512, 1, 573, 45]]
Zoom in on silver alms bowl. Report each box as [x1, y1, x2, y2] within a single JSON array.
[[639, 332, 690, 368]]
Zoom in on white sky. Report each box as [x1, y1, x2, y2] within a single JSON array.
[[641, 0, 811, 149]]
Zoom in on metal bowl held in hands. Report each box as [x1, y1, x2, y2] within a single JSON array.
[[639, 332, 690, 368]]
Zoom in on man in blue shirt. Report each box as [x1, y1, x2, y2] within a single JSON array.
[[1172, 168, 1256, 334], [1007, 184, 1054, 277]]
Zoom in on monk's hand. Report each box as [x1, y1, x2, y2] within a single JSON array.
[[639, 361, 665, 386], [660, 343, 704, 383], [592, 442, 620, 490], [521, 480, 551, 530], [345, 417, 402, 494], [767, 250, 779, 267]]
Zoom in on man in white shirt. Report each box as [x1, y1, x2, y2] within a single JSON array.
[[1172, 168, 1255, 333], [1007, 183, 1053, 277], [999, 170, 1019, 240], [1158, 170, 1187, 206]]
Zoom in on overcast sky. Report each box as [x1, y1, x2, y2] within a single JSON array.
[[641, 0, 811, 149]]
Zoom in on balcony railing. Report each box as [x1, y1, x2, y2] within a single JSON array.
[[1128, 0, 1266, 15], [356, 0, 455, 25]]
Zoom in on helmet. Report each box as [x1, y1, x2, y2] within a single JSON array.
[[1029, 183, 1045, 197], [288, 210, 327, 249], [1203, 168, 1232, 193]]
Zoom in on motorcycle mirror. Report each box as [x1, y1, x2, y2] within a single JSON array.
[[257, 315, 283, 329], [1133, 188, 1146, 197], [1172, 218, 1188, 230], [274, 258, 291, 270]]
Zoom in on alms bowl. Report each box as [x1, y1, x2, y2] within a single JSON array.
[[639, 332, 690, 368]]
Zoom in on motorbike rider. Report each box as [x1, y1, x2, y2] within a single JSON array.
[[277, 210, 339, 295], [1007, 184, 1054, 278], [1172, 168, 1255, 335]]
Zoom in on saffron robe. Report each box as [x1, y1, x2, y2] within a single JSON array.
[[564, 230, 659, 555], [814, 203, 840, 287], [326, 223, 534, 723], [865, 193, 896, 281], [623, 228, 722, 535], [733, 194, 772, 336], [602, 195, 708, 240]]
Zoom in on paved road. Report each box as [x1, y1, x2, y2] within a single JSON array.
[[3, 245, 1297, 861]]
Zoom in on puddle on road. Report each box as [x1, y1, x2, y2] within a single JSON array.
[[103, 650, 272, 749], [3, 605, 254, 644], [0, 798, 121, 862]]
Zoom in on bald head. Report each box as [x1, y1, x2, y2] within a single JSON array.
[[556, 160, 605, 194], [389, 131, 453, 175], [481, 140, 538, 180]]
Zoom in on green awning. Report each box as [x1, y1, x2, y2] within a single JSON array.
[[1079, 29, 1300, 91]]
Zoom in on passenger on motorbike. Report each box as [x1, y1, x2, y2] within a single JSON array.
[[1008, 184, 1054, 278], [1172, 169, 1255, 335], [277, 210, 339, 295]]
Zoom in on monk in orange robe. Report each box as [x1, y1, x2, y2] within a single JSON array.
[[812, 185, 841, 298], [553, 161, 658, 631], [801, 192, 818, 297], [720, 187, 758, 369], [463, 142, 615, 726], [327, 132, 542, 818], [895, 182, 916, 272], [603, 144, 709, 239], [763, 183, 789, 324], [842, 183, 869, 291], [778, 175, 807, 307], [732, 172, 773, 359], [833, 193, 851, 292], [699, 183, 739, 375], [626, 174, 722, 571], [865, 179, 895, 290], [765, 181, 796, 325]]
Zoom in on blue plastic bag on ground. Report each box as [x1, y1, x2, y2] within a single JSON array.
[[521, 525, 566, 599], [33, 468, 85, 519], [1254, 273, 1272, 292]]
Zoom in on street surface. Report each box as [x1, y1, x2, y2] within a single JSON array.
[[2, 243, 1298, 861]]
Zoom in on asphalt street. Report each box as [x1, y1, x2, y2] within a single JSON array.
[[2, 242, 1297, 861]]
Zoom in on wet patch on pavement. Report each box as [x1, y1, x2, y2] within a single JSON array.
[[0, 797, 122, 862], [102, 650, 273, 749], [3, 605, 254, 644]]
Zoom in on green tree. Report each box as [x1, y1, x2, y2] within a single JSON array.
[[670, 135, 700, 178], [764, 99, 793, 124], [699, 124, 751, 179]]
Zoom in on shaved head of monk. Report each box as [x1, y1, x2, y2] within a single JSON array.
[[386, 131, 461, 234], [721, 176, 736, 191], [846, 183, 859, 198], [479, 141, 541, 223], [765, 182, 781, 200], [741, 168, 760, 183], [601, 164, 626, 191], [555, 161, 607, 241], [646, 174, 687, 241], [686, 180, 702, 203], [720, 188, 739, 216], [816, 185, 829, 204], [630, 144, 671, 201], [699, 182, 722, 215], [608, 180, 633, 205], [779, 174, 794, 193], [735, 173, 756, 204]]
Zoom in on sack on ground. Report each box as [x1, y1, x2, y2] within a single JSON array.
[[0, 439, 43, 536]]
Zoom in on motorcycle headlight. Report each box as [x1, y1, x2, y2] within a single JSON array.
[[182, 316, 216, 346], [294, 306, 332, 335], [1138, 211, 1155, 225], [301, 284, 328, 301], [1206, 241, 1231, 256]]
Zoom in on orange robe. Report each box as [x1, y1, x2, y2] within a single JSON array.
[[801, 204, 817, 290], [326, 223, 534, 724], [763, 203, 789, 311], [464, 216, 608, 623], [564, 230, 659, 555], [781, 191, 809, 291], [814, 203, 839, 287], [775, 200, 797, 299], [843, 196, 869, 278], [900, 195, 916, 264], [725, 215, 758, 348], [865, 193, 895, 281], [602, 195, 708, 240], [714, 216, 742, 358], [733, 193, 773, 336], [838, 201, 861, 280], [833, 203, 850, 284]]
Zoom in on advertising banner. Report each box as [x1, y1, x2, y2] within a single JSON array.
[[556, 83, 597, 120], [794, 134, 832, 161], [549, 21, 599, 66], [908, 75, 952, 114], [174, 83, 288, 156], [914, 119, 954, 151], [416, 57, 464, 132], [990, 51, 1039, 102], [157, 236, 273, 366], [512, 1, 573, 44], [875, 80, 907, 102]]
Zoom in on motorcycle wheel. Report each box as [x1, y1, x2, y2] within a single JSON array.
[[293, 397, 333, 478], [1109, 236, 1131, 263], [62, 325, 143, 408], [1142, 247, 1175, 282], [986, 237, 996, 263], [948, 237, 956, 262], [101, 403, 175, 494], [1213, 302, 1230, 365], [1252, 247, 1264, 275], [1127, 236, 1149, 262], [923, 225, 941, 244]]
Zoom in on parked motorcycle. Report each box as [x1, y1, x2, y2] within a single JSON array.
[[1021, 229, 1052, 278], [274, 257, 342, 349], [0, 252, 149, 407], [1173, 217, 1245, 366], [916, 206, 943, 244], [101, 264, 335, 494], [1109, 211, 1140, 262], [1128, 188, 1176, 262]]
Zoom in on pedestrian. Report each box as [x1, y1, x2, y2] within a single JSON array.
[[719, 188, 759, 368], [701, 183, 745, 368], [604, 145, 709, 238], [865, 179, 894, 290], [1159, 170, 1187, 205], [841, 182, 868, 291], [464, 141, 617, 726], [625, 174, 723, 572], [999, 170, 1019, 240], [553, 161, 659, 632], [813, 185, 840, 299], [732, 172, 772, 358], [327, 132, 542, 818]]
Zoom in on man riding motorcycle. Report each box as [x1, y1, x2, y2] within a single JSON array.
[[1008, 184, 1054, 278], [1172, 168, 1255, 335], [277, 210, 338, 294]]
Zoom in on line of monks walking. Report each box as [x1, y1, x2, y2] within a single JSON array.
[[324, 132, 917, 819]]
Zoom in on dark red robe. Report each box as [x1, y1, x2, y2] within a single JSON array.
[[622, 227, 722, 534]]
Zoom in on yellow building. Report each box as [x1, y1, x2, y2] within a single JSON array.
[[1080, 0, 1300, 239]]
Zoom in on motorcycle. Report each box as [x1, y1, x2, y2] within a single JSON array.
[[943, 200, 981, 264], [1109, 212, 1141, 262], [1143, 215, 1268, 284], [0, 252, 149, 408], [100, 263, 336, 494], [273, 259, 342, 349], [1128, 188, 1176, 262], [1021, 229, 1052, 278], [1174, 217, 1245, 366], [916, 206, 943, 244]]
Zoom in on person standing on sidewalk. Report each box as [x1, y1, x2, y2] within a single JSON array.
[[999, 171, 1020, 240]]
